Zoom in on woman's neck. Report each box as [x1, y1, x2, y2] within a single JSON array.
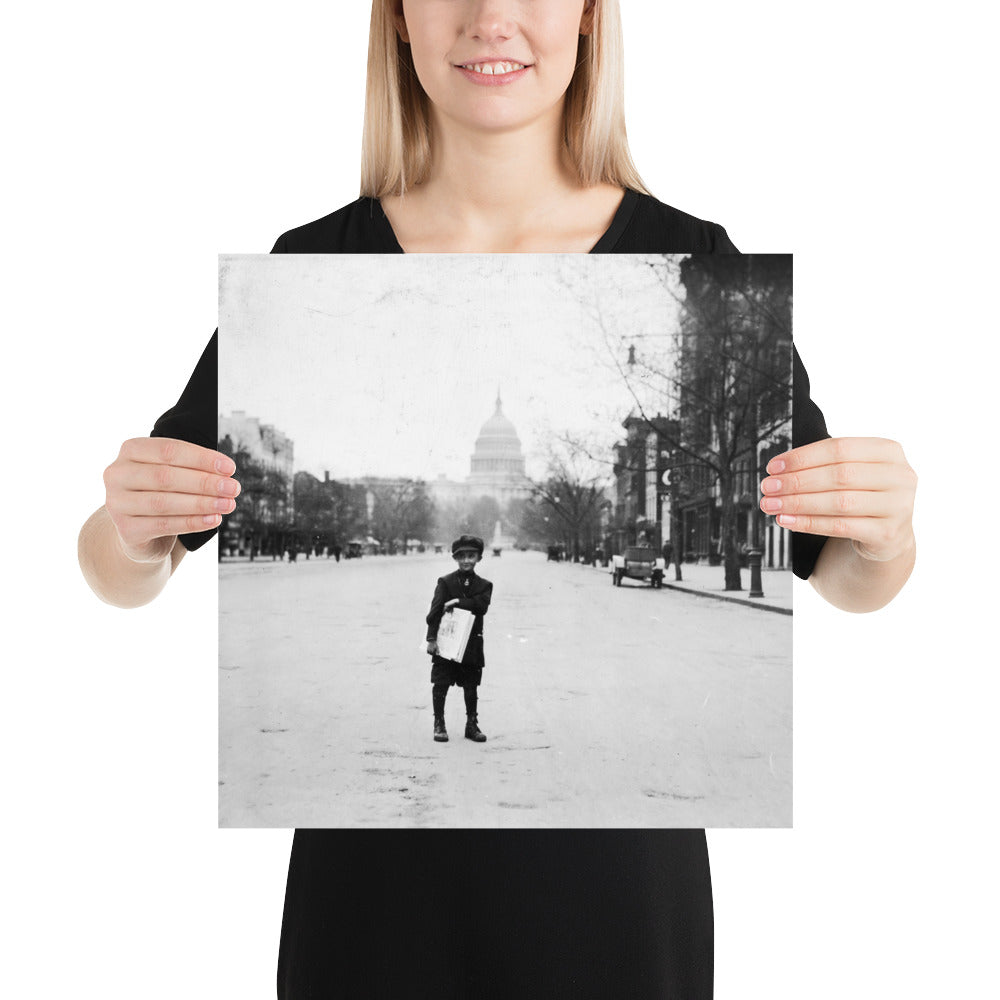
[[380, 112, 624, 253], [428, 114, 578, 214]]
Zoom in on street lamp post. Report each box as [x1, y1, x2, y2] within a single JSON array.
[[748, 445, 764, 598], [748, 546, 764, 598]]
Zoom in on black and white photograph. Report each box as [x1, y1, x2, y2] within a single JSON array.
[[218, 253, 795, 828]]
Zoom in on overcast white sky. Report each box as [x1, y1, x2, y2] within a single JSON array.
[[219, 254, 685, 482]]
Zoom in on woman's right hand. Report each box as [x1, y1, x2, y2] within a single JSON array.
[[103, 437, 240, 563]]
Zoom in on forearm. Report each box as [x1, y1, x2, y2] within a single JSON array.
[[78, 506, 186, 609], [456, 597, 489, 614], [425, 618, 440, 641], [808, 535, 916, 614], [457, 584, 492, 616], [425, 609, 444, 641]]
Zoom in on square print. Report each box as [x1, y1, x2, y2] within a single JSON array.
[[219, 253, 793, 828]]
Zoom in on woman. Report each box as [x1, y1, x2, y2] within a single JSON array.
[[79, 2, 916, 995]]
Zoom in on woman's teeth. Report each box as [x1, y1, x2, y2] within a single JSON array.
[[462, 62, 526, 75]]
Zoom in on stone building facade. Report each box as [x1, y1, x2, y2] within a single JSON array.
[[427, 393, 533, 507]]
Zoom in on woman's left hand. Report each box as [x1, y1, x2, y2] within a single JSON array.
[[760, 437, 917, 562]]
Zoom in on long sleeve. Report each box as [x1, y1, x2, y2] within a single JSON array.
[[455, 582, 492, 617], [425, 578, 448, 640]]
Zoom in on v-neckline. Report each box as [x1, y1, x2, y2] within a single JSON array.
[[372, 188, 639, 255]]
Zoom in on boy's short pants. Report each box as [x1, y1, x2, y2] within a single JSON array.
[[430, 656, 483, 688]]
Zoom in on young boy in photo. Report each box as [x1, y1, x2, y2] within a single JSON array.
[[425, 535, 493, 744]]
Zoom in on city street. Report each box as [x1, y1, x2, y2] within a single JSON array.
[[220, 550, 791, 828]]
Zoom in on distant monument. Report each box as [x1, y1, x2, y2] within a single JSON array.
[[490, 519, 506, 555]]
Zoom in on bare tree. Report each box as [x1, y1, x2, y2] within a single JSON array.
[[293, 472, 368, 556], [368, 480, 435, 554], [525, 436, 609, 562]]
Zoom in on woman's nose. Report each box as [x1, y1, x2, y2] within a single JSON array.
[[464, 0, 517, 43]]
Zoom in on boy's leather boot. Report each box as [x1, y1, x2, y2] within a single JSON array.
[[433, 686, 448, 742], [465, 715, 487, 742]]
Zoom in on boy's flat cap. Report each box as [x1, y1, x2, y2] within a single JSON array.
[[451, 535, 484, 556]]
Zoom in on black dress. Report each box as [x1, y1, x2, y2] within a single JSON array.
[[152, 190, 829, 999]]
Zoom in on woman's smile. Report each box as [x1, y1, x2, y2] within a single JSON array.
[[454, 60, 531, 85]]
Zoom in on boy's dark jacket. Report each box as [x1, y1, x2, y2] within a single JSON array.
[[425, 570, 493, 669]]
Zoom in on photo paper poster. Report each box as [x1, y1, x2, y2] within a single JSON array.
[[218, 253, 794, 828]]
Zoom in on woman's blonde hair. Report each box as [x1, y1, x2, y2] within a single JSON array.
[[360, 0, 649, 198]]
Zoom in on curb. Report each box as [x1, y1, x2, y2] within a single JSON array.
[[659, 581, 792, 616]]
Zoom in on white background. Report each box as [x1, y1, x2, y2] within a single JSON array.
[[3, 1, 996, 996]]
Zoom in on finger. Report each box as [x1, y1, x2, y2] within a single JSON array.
[[761, 462, 912, 497], [114, 490, 238, 518], [111, 461, 241, 498], [760, 490, 895, 519], [774, 512, 914, 563], [766, 438, 905, 475], [120, 437, 237, 476], [114, 512, 225, 547], [772, 512, 883, 541]]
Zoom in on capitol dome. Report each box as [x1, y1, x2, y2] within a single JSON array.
[[468, 392, 531, 504], [474, 399, 521, 450]]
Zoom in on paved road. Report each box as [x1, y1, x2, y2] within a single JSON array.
[[220, 550, 791, 828]]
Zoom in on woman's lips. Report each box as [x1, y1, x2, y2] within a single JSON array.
[[455, 61, 531, 86]]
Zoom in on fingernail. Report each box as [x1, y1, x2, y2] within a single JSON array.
[[218, 478, 238, 496], [768, 459, 786, 474], [761, 478, 782, 493], [761, 497, 782, 512], [215, 458, 235, 475], [214, 498, 233, 512], [203, 514, 221, 526], [777, 514, 796, 526]]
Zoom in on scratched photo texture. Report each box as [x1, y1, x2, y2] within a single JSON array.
[[218, 253, 794, 829]]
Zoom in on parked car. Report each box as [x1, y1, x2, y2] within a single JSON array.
[[345, 540, 364, 559], [611, 546, 665, 588]]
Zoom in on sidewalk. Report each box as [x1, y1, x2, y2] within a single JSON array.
[[584, 560, 792, 615]]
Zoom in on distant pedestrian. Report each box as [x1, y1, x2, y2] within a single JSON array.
[[424, 535, 492, 743]]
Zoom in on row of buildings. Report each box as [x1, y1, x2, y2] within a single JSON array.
[[220, 371, 792, 570], [609, 410, 792, 572], [216, 393, 535, 557]]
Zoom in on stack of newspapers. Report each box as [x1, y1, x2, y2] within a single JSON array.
[[434, 608, 473, 662]]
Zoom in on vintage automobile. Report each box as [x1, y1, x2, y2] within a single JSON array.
[[611, 546, 666, 588], [345, 540, 365, 559]]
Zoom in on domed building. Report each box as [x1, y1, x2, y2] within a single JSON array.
[[466, 392, 532, 505]]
